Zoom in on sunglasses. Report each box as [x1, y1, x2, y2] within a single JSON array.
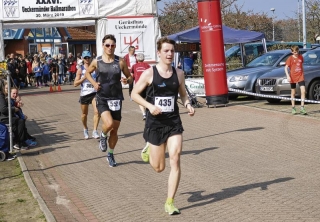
[[105, 44, 116, 48], [84, 57, 91, 59]]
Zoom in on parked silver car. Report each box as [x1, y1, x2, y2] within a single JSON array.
[[227, 49, 308, 99], [256, 48, 320, 103]]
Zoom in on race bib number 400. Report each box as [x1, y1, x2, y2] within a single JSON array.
[[108, 100, 121, 111], [155, 96, 174, 112]]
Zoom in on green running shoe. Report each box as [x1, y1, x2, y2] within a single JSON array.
[[165, 202, 180, 215], [141, 143, 150, 163], [291, 107, 297, 115], [300, 107, 307, 115]]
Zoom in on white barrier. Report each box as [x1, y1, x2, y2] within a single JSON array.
[[228, 88, 320, 104], [185, 78, 320, 104]]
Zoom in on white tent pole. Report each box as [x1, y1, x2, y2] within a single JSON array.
[[6, 72, 13, 153], [96, 18, 108, 57], [262, 38, 267, 52], [240, 43, 245, 66], [0, 21, 5, 61]]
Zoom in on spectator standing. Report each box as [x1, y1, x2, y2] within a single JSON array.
[[33, 62, 42, 88], [131, 53, 150, 120], [285, 45, 307, 115], [26, 57, 33, 87], [58, 59, 65, 85], [42, 61, 51, 87], [123, 46, 137, 99], [51, 55, 59, 85], [18, 56, 27, 88], [67, 53, 77, 84]]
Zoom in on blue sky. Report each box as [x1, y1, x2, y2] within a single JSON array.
[[157, 0, 299, 20]]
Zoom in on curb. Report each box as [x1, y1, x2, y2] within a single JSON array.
[[16, 152, 56, 222]]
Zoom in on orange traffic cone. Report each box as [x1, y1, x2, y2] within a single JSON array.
[[53, 85, 56, 91], [49, 84, 53, 92], [58, 85, 62, 92]]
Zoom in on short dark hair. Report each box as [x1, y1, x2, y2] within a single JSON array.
[[157, 37, 176, 51], [102, 34, 116, 44]]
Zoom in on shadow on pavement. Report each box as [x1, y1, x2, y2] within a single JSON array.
[[184, 127, 264, 142], [180, 177, 294, 211]]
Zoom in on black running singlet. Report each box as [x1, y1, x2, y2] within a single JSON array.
[[145, 66, 182, 127], [96, 55, 124, 100]]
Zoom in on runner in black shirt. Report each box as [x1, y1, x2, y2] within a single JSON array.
[[131, 37, 195, 215], [85, 34, 133, 167]]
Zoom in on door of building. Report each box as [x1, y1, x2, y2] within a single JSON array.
[[28, 43, 38, 55], [53, 43, 69, 57]]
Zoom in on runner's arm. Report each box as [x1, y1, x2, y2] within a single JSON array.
[[120, 58, 133, 85], [73, 68, 84, 87], [177, 69, 195, 116], [85, 59, 100, 91], [131, 68, 157, 111]]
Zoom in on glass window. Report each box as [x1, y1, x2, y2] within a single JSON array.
[[83, 44, 90, 51]]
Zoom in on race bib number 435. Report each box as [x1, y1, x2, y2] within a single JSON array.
[[155, 96, 174, 112], [108, 100, 121, 111]]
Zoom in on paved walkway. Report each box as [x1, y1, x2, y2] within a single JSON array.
[[18, 84, 320, 222]]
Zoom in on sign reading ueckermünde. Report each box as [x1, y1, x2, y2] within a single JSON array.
[[0, 0, 98, 21]]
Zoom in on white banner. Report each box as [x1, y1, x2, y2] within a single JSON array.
[[185, 78, 205, 97], [107, 16, 157, 62], [0, 0, 98, 21]]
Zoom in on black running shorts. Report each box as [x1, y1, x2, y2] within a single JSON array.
[[290, 81, 305, 89], [79, 92, 96, 105], [96, 97, 122, 121], [143, 124, 184, 146]]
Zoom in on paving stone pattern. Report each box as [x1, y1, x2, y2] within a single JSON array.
[[19, 85, 320, 222]]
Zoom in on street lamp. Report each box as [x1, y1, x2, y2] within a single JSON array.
[[270, 8, 275, 41]]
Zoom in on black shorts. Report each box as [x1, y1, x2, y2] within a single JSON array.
[[291, 81, 305, 89], [143, 124, 184, 146], [96, 97, 122, 121], [79, 93, 96, 105]]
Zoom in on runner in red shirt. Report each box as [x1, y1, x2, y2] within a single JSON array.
[[131, 53, 151, 120], [285, 45, 307, 115]]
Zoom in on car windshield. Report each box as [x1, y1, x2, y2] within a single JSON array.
[[246, 53, 284, 67], [225, 45, 239, 57], [303, 50, 320, 65]]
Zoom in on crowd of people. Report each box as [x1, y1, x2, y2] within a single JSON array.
[[5, 51, 80, 88]]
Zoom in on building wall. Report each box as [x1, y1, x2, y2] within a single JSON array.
[[5, 40, 26, 57]]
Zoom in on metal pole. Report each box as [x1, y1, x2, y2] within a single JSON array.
[[270, 8, 275, 41], [6, 71, 13, 153], [0, 21, 5, 61], [298, 0, 301, 42], [302, 0, 307, 48]]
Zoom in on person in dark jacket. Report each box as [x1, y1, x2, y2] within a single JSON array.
[[0, 80, 28, 149]]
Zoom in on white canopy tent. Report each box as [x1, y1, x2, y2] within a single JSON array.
[[0, 0, 160, 60]]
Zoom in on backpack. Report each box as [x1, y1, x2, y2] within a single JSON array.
[[0, 122, 10, 153]]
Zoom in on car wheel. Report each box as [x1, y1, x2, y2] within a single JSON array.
[[308, 80, 320, 101], [266, 98, 281, 103]]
